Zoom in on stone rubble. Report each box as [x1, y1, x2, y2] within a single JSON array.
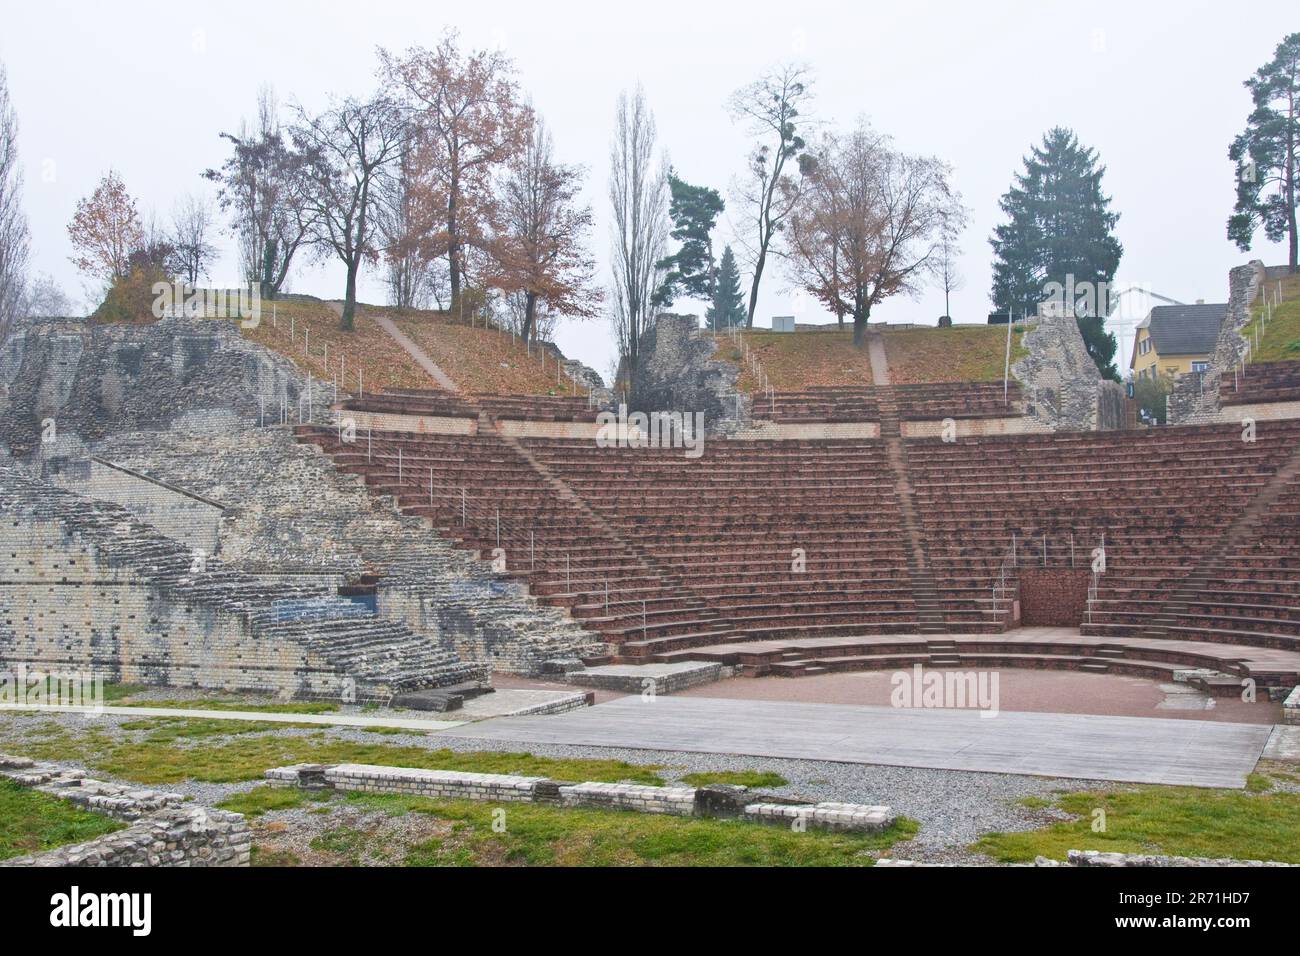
[[265, 762, 899, 834], [0, 755, 251, 867]]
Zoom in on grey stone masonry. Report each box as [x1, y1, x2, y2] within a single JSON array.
[[1012, 309, 1127, 432], [743, 800, 895, 833], [1284, 685, 1300, 725], [0, 316, 327, 461], [0, 467, 486, 700], [0, 755, 251, 867], [1169, 262, 1265, 425], [558, 781, 697, 815], [632, 314, 748, 436], [266, 762, 898, 834], [93, 423, 602, 674], [564, 661, 725, 694], [1043, 849, 1294, 868]]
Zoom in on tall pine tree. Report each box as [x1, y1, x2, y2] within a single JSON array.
[[1228, 32, 1300, 273], [990, 127, 1123, 380], [653, 172, 724, 307], [706, 246, 746, 330]]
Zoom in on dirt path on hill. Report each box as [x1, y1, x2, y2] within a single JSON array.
[[867, 332, 891, 385], [326, 301, 462, 393]]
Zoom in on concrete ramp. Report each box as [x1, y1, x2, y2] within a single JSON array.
[[445, 696, 1273, 788]]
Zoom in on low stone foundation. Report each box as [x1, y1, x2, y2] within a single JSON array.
[[1043, 849, 1294, 868], [564, 661, 725, 694], [1284, 686, 1299, 725], [742, 801, 896, 833], [558, 781, 697, 815], [0, 755, 251, 867], [266, 762, 897, 834]]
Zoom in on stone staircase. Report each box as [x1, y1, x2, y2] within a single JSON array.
[[873, 379, 947, 635], [1139, 440, 1300, 640], [0, 467, 487, 699]]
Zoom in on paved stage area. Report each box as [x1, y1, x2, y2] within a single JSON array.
[[445, 695, 1274, 788]]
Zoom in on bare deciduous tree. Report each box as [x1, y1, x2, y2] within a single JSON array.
[[495, 116, 601, 344], [609, 85, 670, 373], [375, 144, 442, 312], [728, 63, 814, 327], [204, 86, 315, 297], [786, 121, 965, 347], [293, 93, 404, 331], [23, 273, 74, 318], [170, 193, 217, 286], [936, 207, 964, 320], [0, 61, 29, 341]]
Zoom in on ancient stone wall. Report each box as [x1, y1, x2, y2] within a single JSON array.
[[93, 423, 602, 674], [0, 755, 251, 868], [1169, 262, 1265, 425], [632, 314, 747, 436], [1012, 313, 1125, 432], [0, 468, 486, 698], [267, 762, 897, 834], [0, 317, 323, 461], [1018, 569, 1090, 627], [51, 457, 225, 554]]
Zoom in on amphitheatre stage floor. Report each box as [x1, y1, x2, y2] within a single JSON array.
[[446, 695, 1273, 788]]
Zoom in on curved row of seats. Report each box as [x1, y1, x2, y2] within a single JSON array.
[[751, 382, 1024, 423], [298, 393, 1300, 680], [1220, 359, 1300, 406]]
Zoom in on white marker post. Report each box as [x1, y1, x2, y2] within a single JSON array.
[[1003, 309, 1014, 405]]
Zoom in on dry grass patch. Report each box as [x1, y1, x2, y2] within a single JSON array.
[[237, 299, 438, 394], [386, 308, 586, 395], [884, 325, 1026, 384], [713, 327, 875, 390]]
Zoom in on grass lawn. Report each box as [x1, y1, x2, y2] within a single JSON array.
[[884, 324, 1027, 384], [1242, 272, 1300, 362], [237, 299, 439, 394], [679, 770, 789, 789], [5, 719, 665, 787], [234, 788, 917, 867], [0, 778, 124, 861], [106, 685, 341, 716], [975, 769, 1300, 864], [716, 328, 875, 390], [712, 323, 1026, 390], [387, 308, 584, 395]]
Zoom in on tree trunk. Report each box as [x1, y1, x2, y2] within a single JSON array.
[[448, 170, 462, 311], [1288, 144, 1297, 272], [341, 263, 357, 332], [523, 291, 537, 343], [745, 255, 765, 328], [852, 302, 871, 348]]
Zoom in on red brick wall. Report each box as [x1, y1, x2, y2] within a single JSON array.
[[1018, 569, 1090, 626]]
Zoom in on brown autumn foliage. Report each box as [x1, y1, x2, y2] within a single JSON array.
[[68, 170, 144, 283], [785, 123, 965, 347], [492, 118, 602, 343], [378, 31, 533, 311]]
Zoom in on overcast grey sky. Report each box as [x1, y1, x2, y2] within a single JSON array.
[[2, 0, 1294, 377]]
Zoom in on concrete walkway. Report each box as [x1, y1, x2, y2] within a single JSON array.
[[445, 695, 1273, 788], [372, 312, 462, 393]]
